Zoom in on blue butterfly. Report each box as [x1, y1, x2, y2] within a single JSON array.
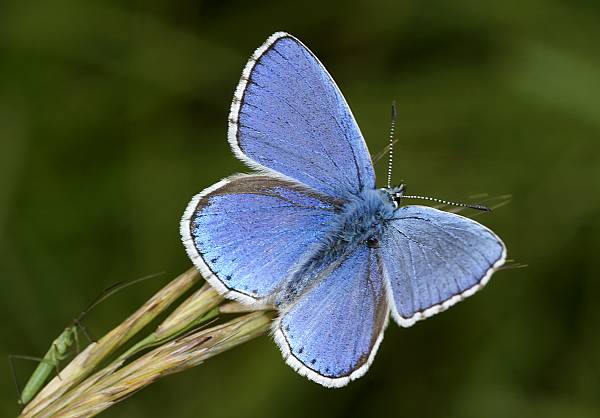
[[180, 32, 506, 387]]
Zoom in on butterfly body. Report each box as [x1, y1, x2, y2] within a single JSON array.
[[181, 32, 507, 387], [329, 188, 396, 248], [275, 187, 396, 307]]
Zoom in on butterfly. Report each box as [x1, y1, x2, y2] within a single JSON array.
[[180, 32, 506, 387]]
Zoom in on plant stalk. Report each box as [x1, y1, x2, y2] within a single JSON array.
[[19, 268, 203, 417], [49, 311, 274, 418]]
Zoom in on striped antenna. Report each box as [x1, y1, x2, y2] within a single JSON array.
[[403, 195, 491, 212], [387, 101, 397, 189]]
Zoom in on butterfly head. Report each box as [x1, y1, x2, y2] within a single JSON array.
[[381, 183, 406, 209]]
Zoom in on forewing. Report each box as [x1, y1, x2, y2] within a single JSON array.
[[274, 246, 389, 387], [180, 175, 342, 305], [229, 32, 375, 198], [381, 206, 506, 327]]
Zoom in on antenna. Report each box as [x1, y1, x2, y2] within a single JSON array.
[[75, 272, 163, 323], [387, 101, 397, 189], [402, 195, 491, 212]]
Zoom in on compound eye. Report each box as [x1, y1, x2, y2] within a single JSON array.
[[366, 236, 380, 248]]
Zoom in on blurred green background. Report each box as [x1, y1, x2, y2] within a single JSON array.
[[1, 0, 599, 417]]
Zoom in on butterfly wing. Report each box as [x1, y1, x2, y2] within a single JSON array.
[[381, 206, 506, 327], [274, 246, 389, 387], [180, 174, 343, 305], [229, 32, 375, 198]]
